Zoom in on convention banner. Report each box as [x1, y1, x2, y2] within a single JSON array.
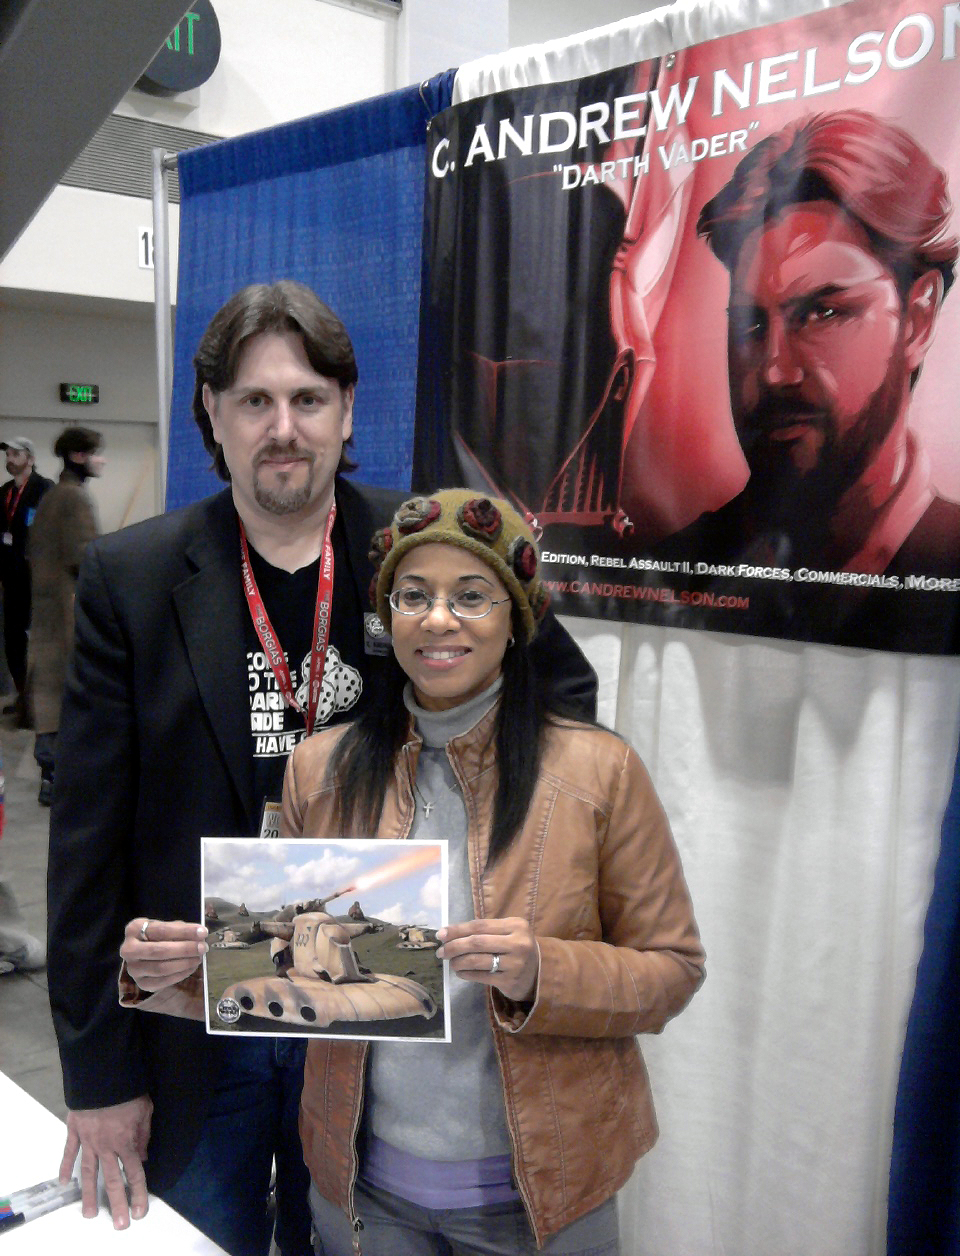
[[414, 0, 960, 652]]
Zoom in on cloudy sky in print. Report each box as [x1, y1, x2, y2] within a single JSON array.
[[201, 838, 446, 928]]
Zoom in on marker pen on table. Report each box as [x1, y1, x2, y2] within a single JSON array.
[[0, 1180, 81, 1233], [1, 1177, 65, 1213]]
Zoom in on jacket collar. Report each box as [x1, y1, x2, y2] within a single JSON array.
[[399, 699, 500, 785], [173, 489, 256, 830], [334, 475, 385, 614], [182, 485, 240, 572]]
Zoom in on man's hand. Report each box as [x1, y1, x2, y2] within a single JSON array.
[[437, 917, 540, 1003], [59, 1096, 153, 1228], [120, 918, 207, 991]]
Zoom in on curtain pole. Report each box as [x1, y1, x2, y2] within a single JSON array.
[[151, 147, 177, 515]]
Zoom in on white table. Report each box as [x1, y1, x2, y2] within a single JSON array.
[[0, 1072, 227, 1253]]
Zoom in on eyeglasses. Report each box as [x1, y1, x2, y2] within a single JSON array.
[[388, 588, 511, 620]]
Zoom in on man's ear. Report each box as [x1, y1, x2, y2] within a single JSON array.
[[202, 383, 221, 441], [340, 383, 355, 443], [904, 270, 944, 372]]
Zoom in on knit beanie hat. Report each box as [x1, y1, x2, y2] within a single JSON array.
[[369, 489, 550, 643]]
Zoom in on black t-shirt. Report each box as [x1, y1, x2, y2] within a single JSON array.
[[245, 511, 367, 810]]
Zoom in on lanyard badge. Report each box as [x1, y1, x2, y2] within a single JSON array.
[[4, 481, 26, 529], [239, 504, 336, 738]]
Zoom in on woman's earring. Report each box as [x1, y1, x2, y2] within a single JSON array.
[[507, 635, 515, 648]]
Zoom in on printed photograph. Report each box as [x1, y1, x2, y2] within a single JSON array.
[[201, 838, 450, 1041]]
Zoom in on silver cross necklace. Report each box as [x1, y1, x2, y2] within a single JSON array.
[[412, 777, 460, 818]]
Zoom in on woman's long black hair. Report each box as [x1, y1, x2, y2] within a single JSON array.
[[328, 606, 589, 868]]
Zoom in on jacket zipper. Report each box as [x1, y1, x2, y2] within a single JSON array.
[[346, 742, 419, 1252], [346, 1042, 370, 1255], [489, 1012, 543, 1247], [453, 734, 544, 1247]]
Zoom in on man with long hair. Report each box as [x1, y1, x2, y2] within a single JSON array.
[[693, 109, 959, 578]]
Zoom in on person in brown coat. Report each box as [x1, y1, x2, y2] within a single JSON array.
[[28, 427, 104, 804]]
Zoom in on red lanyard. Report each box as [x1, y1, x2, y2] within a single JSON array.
[[238, 504, 336, 738], [4, 482, 26, 528]]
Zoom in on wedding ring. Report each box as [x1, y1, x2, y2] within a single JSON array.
[[489, 953, 501, 975], [139, 919, 151, 942]]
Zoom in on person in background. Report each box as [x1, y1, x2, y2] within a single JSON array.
[[0, 438, 53, 726], [27, 427, 104, 805], [45, 283, 596, 1256], [121, 489, 703, 1256]]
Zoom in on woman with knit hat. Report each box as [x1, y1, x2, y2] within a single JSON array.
[[283, 489, 705, 1256]]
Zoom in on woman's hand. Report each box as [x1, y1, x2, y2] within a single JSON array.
[[436, 917, 539, 1003], [120, 919, 208, 992]]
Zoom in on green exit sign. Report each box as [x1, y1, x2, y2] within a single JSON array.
[[59, 384, 100, 405], [136, 0, 221, 96]]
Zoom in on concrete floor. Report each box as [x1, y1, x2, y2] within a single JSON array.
[[0, 714, 67, 1119]]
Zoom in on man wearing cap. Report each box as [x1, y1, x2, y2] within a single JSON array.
[[0, 437, 52, 724], [46, 281, 597, 1256]]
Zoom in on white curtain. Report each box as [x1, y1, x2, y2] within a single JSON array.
[[455, 4, 960, 1252]]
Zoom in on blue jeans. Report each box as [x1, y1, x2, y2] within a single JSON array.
[[34, 731, 56, 780], [158, 1038, 312, 1256], [309, 1180, 619, 1256]]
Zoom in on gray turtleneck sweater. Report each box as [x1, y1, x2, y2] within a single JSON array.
[[364, 677, 514, 1167]]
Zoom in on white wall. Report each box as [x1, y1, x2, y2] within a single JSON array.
[[0, 188, 179, 307], [0, 303, 159, 531], [114, 0, 394, 139], [395, 0, 508, 89], [1, 0, 396, 309], [509, 0, 667, 48], [0, 305, 156, 425]]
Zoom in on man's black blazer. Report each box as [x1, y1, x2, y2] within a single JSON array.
[[47, 478, 597, 1190]]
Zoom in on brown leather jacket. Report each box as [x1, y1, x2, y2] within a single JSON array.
[[281, 706, 705, 1248]]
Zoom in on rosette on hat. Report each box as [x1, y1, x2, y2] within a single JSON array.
[[394, 497, 442, 534]]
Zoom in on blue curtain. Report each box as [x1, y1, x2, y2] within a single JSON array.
[[167, 73, 455, 510], [888, 727, 960, 1254]]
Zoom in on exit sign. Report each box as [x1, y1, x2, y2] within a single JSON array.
[[136, 0, 221, 96], [59, 384, 100, 405]]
